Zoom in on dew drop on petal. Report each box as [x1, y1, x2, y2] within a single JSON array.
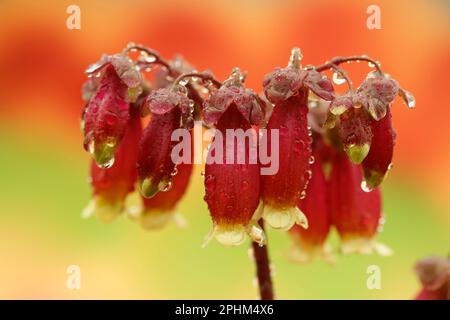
[[158, 179, 172, 192], [98, 156, 115, 169], [361, 180, 373, 193], [403, 90, 416, 109], [309, 155, 315, 164], [332, 72, 346, 85]]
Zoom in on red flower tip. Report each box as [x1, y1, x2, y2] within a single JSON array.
[[329, 153, 392, 256], [203, 105, 264, 247], [82, 109, 142, 223], [203, 68, 266, 127], [289, 150, 334, 264], [361, 108, 396, 189], [83, 64, 131, 168]]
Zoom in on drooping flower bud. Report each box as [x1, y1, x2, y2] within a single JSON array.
[[414, 256, 450, 300], [82, 106, 142, 223], [329, 152, 392, 255], [362, 108, 396, 190], [288, 150, 334, 263], [82, 54, 143, 168], [261, 48, 334, 231], [203, 69, 266, 246], [137, 86, 192, 199]]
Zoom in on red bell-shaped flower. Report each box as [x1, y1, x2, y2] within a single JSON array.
[[83, 54, 143, 168], [329, 152, 391, 255], [261, 48, 334, 231], [288, 149, 334, 263], [83, 106, 142, 223], [203, 69, 266, 246], [362, 108, 396, 190], [137, 86, 192, 199]]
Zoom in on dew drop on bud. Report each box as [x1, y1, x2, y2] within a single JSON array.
[[98, 156, 115, 169], [402, 90, 416, 109], [361, 180, 373, 193], [332, 72, 346, 85], [158, 179, 172, 192]]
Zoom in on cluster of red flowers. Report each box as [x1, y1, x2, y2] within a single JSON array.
[[81, 44, 414, 262]]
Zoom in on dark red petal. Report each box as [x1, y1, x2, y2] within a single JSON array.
[[329, 153, 390, 255], [339, 108, 373, 164], [289, 149, 332, 262], [203, 85, 265, 126], [204, 106, 262, 246], [83, 64, 130, 168], [137, 108, 181, 198], [362, 108, 396, 189], [85, 108, 142, 223], [261, 89, 310, 230]]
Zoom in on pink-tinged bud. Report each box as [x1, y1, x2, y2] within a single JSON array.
[[339, 108, 373, 165], [288, 151, 334, 264], [362, 108, 396, 190], [83, 107, 142, 223], [329, 153, 392, 255], [204, 105, 263, 246], [83, 55, 143, 168], [356, 75, 399, 121], [414, 256, 450, 300], [261, 49, 334, 231], [137, 87, 192, 199]]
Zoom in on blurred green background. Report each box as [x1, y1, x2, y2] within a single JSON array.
[[0, 0, 449, 299]]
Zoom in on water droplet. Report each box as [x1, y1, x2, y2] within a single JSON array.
[[200, 171, 205, 178], [158, 179, 172, 192], [332, 72, 346, 85], [402, 90, 415, 109], [388, 163, 394, 170], [300, 190, 306, 200], [308, 155, 315, 164], [171, 167, 178, 176], [179, 78, 189, 86], [361, 180, 373, 192], [98, 156, 115, 169]]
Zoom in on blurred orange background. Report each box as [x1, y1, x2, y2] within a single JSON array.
[[0, 0, 448, 299]]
